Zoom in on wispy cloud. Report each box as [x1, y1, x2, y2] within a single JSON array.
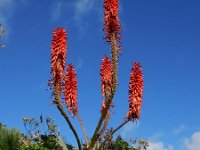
[[0, 0, 17, 41], [50, 1, 64, 22], [173, 124, 188, 135], [0, 0, 29, 39], [73, 0, 96, 32], [148, 130, 200, 150], [148, 142, 174, 150], [148, 132, 165, 142], [18, 0, 30, 6], [147, 131, 174, 150], [50, 0, 95, 22], [184, 131, 200, 150], [0, 0, 15, 25], [120, 122, 139, 138], [77, 58, 84, 70], [74, 0, 94, 20], [50, 0, 96, 32]]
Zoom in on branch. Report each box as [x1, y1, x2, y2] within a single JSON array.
[[89, 95, 114, 148], [89, 33, 118, 149], [55, 100, 82, 150], [98, 119, 129, 150], [54, 84, 82, 150], [77, 113, 88, 148], [97, 111, 110, 140]]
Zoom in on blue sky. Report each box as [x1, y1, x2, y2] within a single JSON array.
[[0, 0, 200, 149]]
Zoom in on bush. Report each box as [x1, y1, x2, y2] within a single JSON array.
[[0, 123, 21, 150]]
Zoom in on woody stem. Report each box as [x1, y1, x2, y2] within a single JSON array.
[[97, 112, 110, 140], [55, 82, 82, 150], [89, 33, 118, 149], [98, 119, 129, 150], [77, 113, 88, 147], [110, 33, 118, 92]]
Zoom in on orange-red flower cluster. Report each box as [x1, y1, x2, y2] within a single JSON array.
[[100, 56, 112, 97], [127, 62, 143, 121], [103, 0, 121, 43], [50, 28, 67, 90], [64, 64, 78, 116]]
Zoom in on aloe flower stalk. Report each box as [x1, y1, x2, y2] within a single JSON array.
[[104, 0, 121, 43], [49, 28, 82, 150], [98, 56, 113, 140], [100, 55, 112, 98], [89, 1, 121, 148], [64, 64, 78, 116], [127, 62, 144, 121], [49, 28, 67, 95], [98, 63, 143, 149], [64, 64, 89, 147]]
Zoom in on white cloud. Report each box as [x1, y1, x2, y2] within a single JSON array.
[[168, 145, 174, 150], [148, 142, 174, 150], [148, 130, 200, 150], [148, 131, 174, 150], [184, 131, 200, 150]]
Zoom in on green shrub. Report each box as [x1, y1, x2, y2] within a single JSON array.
[[0, 123, 21, 150]]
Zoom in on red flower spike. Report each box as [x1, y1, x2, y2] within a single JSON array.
[[64, 64, 78, 116], [103, 0, 121, 43], [100, 55, 112, 97], [50, 28, 67, 92], [127, 62, 144, 121]]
